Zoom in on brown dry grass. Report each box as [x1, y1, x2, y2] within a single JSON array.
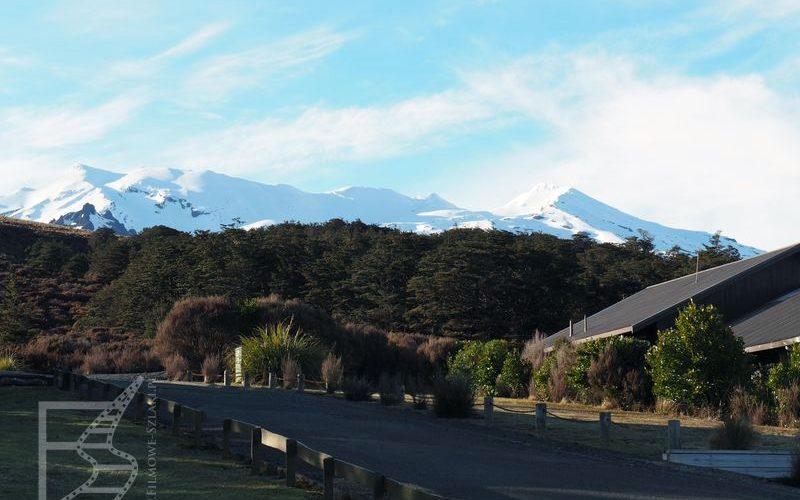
[[482, 397, 800, 459]]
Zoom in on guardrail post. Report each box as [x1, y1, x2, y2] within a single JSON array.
[[268, 372, 277, 389], [483, 396, 493, 423], [223, 370, 230, 386], [296, 373, 304, 393], [193, 411, 204, 448], [535, 403, 547, 429], [667, 419, 681, 450], [185, 370, 192, 382], [322, 456, 334, 500], [250, 427, 262, 474], [172, 404, 182, 436], [285, 438, 297, 487], [599, 412, 611, 441], [222, 419, 232, 457], [68, 372, 76, 392], [243, 373, 251, 390]]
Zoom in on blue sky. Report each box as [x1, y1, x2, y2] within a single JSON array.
[[1, 0, 799, 249]]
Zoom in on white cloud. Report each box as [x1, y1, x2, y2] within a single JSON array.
[[184, 27, 355, 104], [0, 94, 148, 149], [111, 22, 230, 77], [452, 52, 800, 250], [167, 89, 499, 173]]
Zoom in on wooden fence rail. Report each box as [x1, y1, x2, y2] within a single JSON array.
[[56, 372, 446, 499]]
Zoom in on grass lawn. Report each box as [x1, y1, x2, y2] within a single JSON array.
[[0, 385, 314, 500], [482, 397, 800, 459]]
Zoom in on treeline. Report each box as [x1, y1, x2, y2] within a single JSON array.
[[0, 219, 741, 344]]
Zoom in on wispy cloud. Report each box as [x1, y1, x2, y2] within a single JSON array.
[[452, 50, 800, 250], [167, 89, 499, 173], [183, 26, 355, 104], [111, 22, 230, 77], [0, 94, 148, 149]]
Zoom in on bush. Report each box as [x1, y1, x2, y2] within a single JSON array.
[[281, 356, 300, 389], [547, 341, 577, 402], [776, 384, 800, 428], [240, 320, 322, 384], [343, 377, 372, 401], [0, 349, 21, 371], [164, 354, 188, 381], [496, 349, 531, 398], [709, 417, 758, 450], [647, 301, 749, 410], [378, 373, 403, 406], [522, 332, 546, 372], [321, 352, 343, 393], [448, 339, 509, 395], [572, 336, 651, 407], [405, 375, 428, 409], [154, 296, 241, 369], [201, 355, 222, 383], [768, 345, 800, 399], [433, 374, 474, 418], [81, 347, 113, 374], [729, 386, 769, 426]]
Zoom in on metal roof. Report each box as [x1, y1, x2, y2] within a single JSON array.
[[733, 288, 800, 352], [545, 242, 800, 348]]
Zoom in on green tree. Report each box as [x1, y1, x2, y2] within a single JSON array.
[[767, 345, 800, 393], [0, 275, 29, 344], [646, 301, 749, 409], [448, 339, 509, 395]]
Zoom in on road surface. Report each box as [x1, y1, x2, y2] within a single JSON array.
[[138, 381, 799, 500]]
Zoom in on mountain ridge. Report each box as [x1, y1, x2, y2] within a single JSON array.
[[0, 164, 760, 256]]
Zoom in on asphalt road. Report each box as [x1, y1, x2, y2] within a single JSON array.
[[142, 382, 798, 500]]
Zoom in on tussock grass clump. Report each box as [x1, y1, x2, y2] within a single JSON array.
[[709, 417, 758, 450], [164, 354, 189, 381], [343, 377, 372, 401], [433, 375, 474, 418], [777, 384, 800, 428], [729, 386, 770, 426], [378, 373, 403, 406], [239, 320, 322, 384], [281, 356, 300, 389], [81, 347, 113, 374], [321, 352, 343, 394], [0, 349, 21, 371], [201, 355, 222, 383]]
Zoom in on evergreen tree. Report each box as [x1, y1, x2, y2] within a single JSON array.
[[0, 274, 29, 344]]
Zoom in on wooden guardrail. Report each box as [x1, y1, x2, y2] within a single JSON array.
[[56, 371, 447, 500]]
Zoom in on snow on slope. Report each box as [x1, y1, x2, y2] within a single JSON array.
[[0, 164, 760, 256]]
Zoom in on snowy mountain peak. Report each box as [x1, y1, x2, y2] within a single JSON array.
[[493, 183, 573, 217], [1, 164, 761, 256]]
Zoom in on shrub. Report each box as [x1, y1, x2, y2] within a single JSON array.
[[496, 349, 531, 398], [0, 349, 21, 371], [729, 386, 769, 426], [81, 347, 113, 374], [709, 417, 758, 450], [240, 320, 322, 384], [776, 384, 800, 428], [647, 301, 749, 410], [154, 296, 241, 369], [547, 341, 577, 402], [164, 354, 188, 381], [321, 352, 343, 394], [405, 375, 428, 409], [571, 336, 651, 407], [281, 356, 300, 389], [343, 377, 372, 401], [201, 355, 222, 383], [768, 345, 800, 398], [522, 332, 546, 372], [378, 373, 403, 406], [448, 339, 509, 395], [433, 374, 474, 418]]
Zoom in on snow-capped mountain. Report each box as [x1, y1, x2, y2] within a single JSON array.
[[0, 164, 760, 256]]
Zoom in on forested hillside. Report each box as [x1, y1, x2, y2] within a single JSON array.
[[0, 217, 741, 353]]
